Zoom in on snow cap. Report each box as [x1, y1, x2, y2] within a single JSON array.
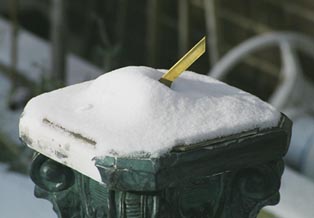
[[19, 66, 280, 182]]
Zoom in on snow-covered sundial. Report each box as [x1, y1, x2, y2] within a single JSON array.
[[19, 37, 292, 218]]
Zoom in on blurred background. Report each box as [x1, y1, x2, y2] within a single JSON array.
[[0, 0, 314, 217]]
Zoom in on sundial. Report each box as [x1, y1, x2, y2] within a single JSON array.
[[19, 37, 291, 218]]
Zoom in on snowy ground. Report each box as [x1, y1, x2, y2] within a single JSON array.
[[0, 74, 21, 146], [0, 73, 55, 217], [265, 166, 314, 218], [0, 163, 313, 218], [0, 15, 102, 218], [0, 16, 102, 85], [0, 164, 56, 218]]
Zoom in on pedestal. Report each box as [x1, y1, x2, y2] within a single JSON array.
[[28, 115, 291, 218]]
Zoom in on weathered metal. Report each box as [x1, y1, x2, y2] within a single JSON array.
[[26, 114, 291, 218]]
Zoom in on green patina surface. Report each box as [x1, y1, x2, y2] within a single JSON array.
[[26, 114, 291, 218]]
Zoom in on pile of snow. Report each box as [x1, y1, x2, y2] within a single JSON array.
[[19, 66, 280, 182]]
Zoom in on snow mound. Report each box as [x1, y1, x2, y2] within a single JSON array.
[[21, 66, 280, 156], [19, 66, 280, 181]]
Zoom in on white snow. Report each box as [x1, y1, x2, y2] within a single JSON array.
[[19, 66, 280, 182], [265, 167, 314, 218], [0, 164, 56, 218]]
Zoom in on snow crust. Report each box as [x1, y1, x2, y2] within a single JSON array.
[[20, 66, 280, 181]]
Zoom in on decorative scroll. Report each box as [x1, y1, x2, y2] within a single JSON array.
[[30, 153, 284, 218]]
